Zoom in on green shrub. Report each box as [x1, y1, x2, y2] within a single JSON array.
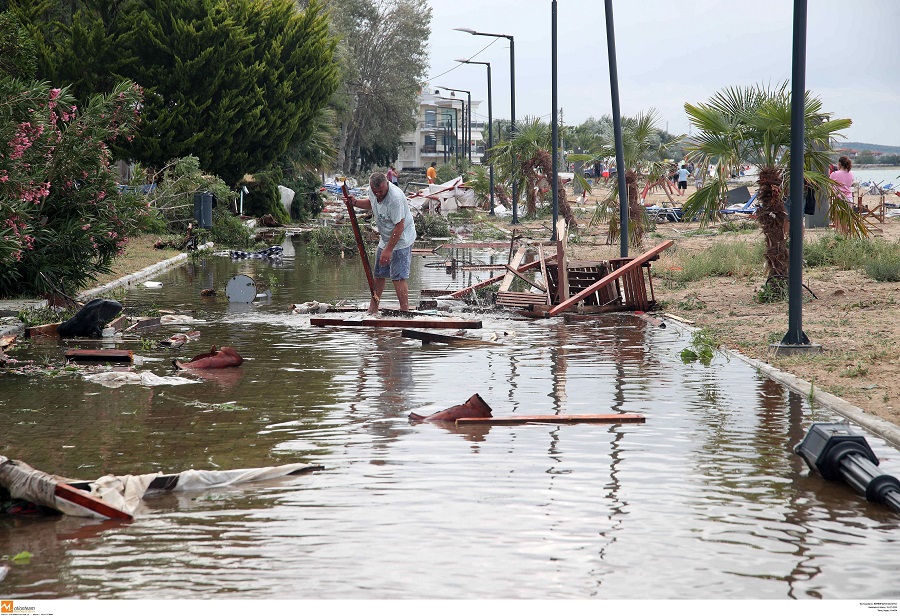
[[865, 255, 900, 282], [144, 156, 235, 235], [414, 213, 450, 238], [0, 79, 146, 297], [304, 225, 372, 255], [209, 208, 255, 249]]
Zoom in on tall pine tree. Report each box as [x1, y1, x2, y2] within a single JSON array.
[[9, 0, 340, 185]]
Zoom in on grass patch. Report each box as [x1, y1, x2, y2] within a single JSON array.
[[662, 239, 764, 283], [804, 233, 900, 278]]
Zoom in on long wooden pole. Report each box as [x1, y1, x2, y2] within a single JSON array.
[[342, 183, 376, 298]]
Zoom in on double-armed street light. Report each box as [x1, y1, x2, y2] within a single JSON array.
[[456, 58, 494, 215], [454, 27, 518, 224]]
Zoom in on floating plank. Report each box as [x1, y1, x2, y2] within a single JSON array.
[[124, 317, 162, 332], [538, 244, 552, 305], [311, 317, 481, 329], [55, 483, 133, 521], [420, 289, 453, 297], [401, 329, 497, 346], [455, 413, 646, 425], [437, 242, 511, 249], [634, 311, 666, 328], [546, 240, 674, 317], [25, 322, 60, 339], [65, 348, 134, 363]]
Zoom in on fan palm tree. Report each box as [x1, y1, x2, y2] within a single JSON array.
[[570, 109, 683, 247], [489, 116, 575, 226], [683, 83, 861, 285]]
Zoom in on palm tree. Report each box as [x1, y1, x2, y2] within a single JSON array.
[[489, 116, 575, 226], [570, 109, 683, 247], [683, 83, 861, 286]]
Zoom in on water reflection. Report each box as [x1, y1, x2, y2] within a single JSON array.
[[1, 237, 899, 599]]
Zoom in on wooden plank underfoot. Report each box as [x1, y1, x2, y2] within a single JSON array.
[[311, 317, 481, 329], [455, 413, 646, 425]]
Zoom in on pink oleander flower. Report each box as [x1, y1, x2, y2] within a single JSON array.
[[0, 170, 8, 183], [82, 224, 91, 230], [49, 88, 61, 100]]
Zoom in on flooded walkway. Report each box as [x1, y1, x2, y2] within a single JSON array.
[[1, 237, 898, 599]]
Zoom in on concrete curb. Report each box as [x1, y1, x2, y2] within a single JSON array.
[[663, 316, 900, 449], [78, 242, 214, 300]]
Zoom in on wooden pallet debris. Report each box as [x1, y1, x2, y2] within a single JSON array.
[[64, 349, 134, 364]]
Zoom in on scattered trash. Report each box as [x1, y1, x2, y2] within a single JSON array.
[[409, 393, 493, 422], [200, 288, 217, 297], [57, 298, 123, 338], [291, 301, 330, 314], [228, 245, 283, 261], [174, 346, 243, 370], [84, 371, 198, 388], [159, 314, 196, 325], [159, 330, 201, 348], [142, 281, 163, 288], [225, 275, 257, 303], [487, 330, 516, 342], [0, 455, 323, 518]]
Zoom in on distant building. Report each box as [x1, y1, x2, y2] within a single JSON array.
[[396, 90, 484, 170]]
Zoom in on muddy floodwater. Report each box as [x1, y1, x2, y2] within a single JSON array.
[[1, 236, 899, 600]]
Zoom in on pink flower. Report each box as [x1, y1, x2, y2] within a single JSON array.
[[49, 88, 61, 100], [82, 224, 91, 230]]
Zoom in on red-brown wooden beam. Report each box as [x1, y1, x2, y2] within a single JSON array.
[[546, 241, 673, 317], [455, 413, 645, 425]]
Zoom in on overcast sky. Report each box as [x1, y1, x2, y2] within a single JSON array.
[[425, 0, 900, 147]]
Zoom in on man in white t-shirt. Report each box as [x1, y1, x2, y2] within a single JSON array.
[[344, 172, 417, 313]]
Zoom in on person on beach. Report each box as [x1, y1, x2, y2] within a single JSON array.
[[343, 172, 417, 313], [386, 165, 399, 185], [426, 162, 437, 184], [830, 155, 855, 208], [676, 165, 689, 196]]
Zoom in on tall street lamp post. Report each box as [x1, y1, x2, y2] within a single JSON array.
[[438, 86, 472, 163], [456, 59, 494, 215], [454, 27, 518, 224]]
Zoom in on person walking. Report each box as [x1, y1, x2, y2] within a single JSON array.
[[386, 165, 399, 185], [342, 172, 417, 313], [676, 164, 690, 197], [426, 162, 437, 184]]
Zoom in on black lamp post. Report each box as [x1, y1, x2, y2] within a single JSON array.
[[435, 99, 461, 166], [438, 86, 472, 163], [456, 58, 494, 215], [454, 27, 518, 224]]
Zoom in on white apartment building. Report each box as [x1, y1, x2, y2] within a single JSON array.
[[396, 90, 485, 170]]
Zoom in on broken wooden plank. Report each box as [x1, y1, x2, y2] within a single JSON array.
[[556, 219, 569, 302], [546, 240, 673, 317], [311, 317, 481, 329], [449, 253, 558, 298], [498, 246, 528, 293], [634, 311, 666, 328], [538, 244, 552, 305], [124, 317, 162, 332], [497, 291, 548, 309], [25, 322, 60, 338], [455, 413, 646, 425], [662, 312, 695, 326], [105, 315, 128, 332], [502, 264, 547, 292], [401, 329, 497, 346], [64, 348, 134, 363]]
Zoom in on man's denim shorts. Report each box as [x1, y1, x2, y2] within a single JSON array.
[[374, 245, 412, 281]]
